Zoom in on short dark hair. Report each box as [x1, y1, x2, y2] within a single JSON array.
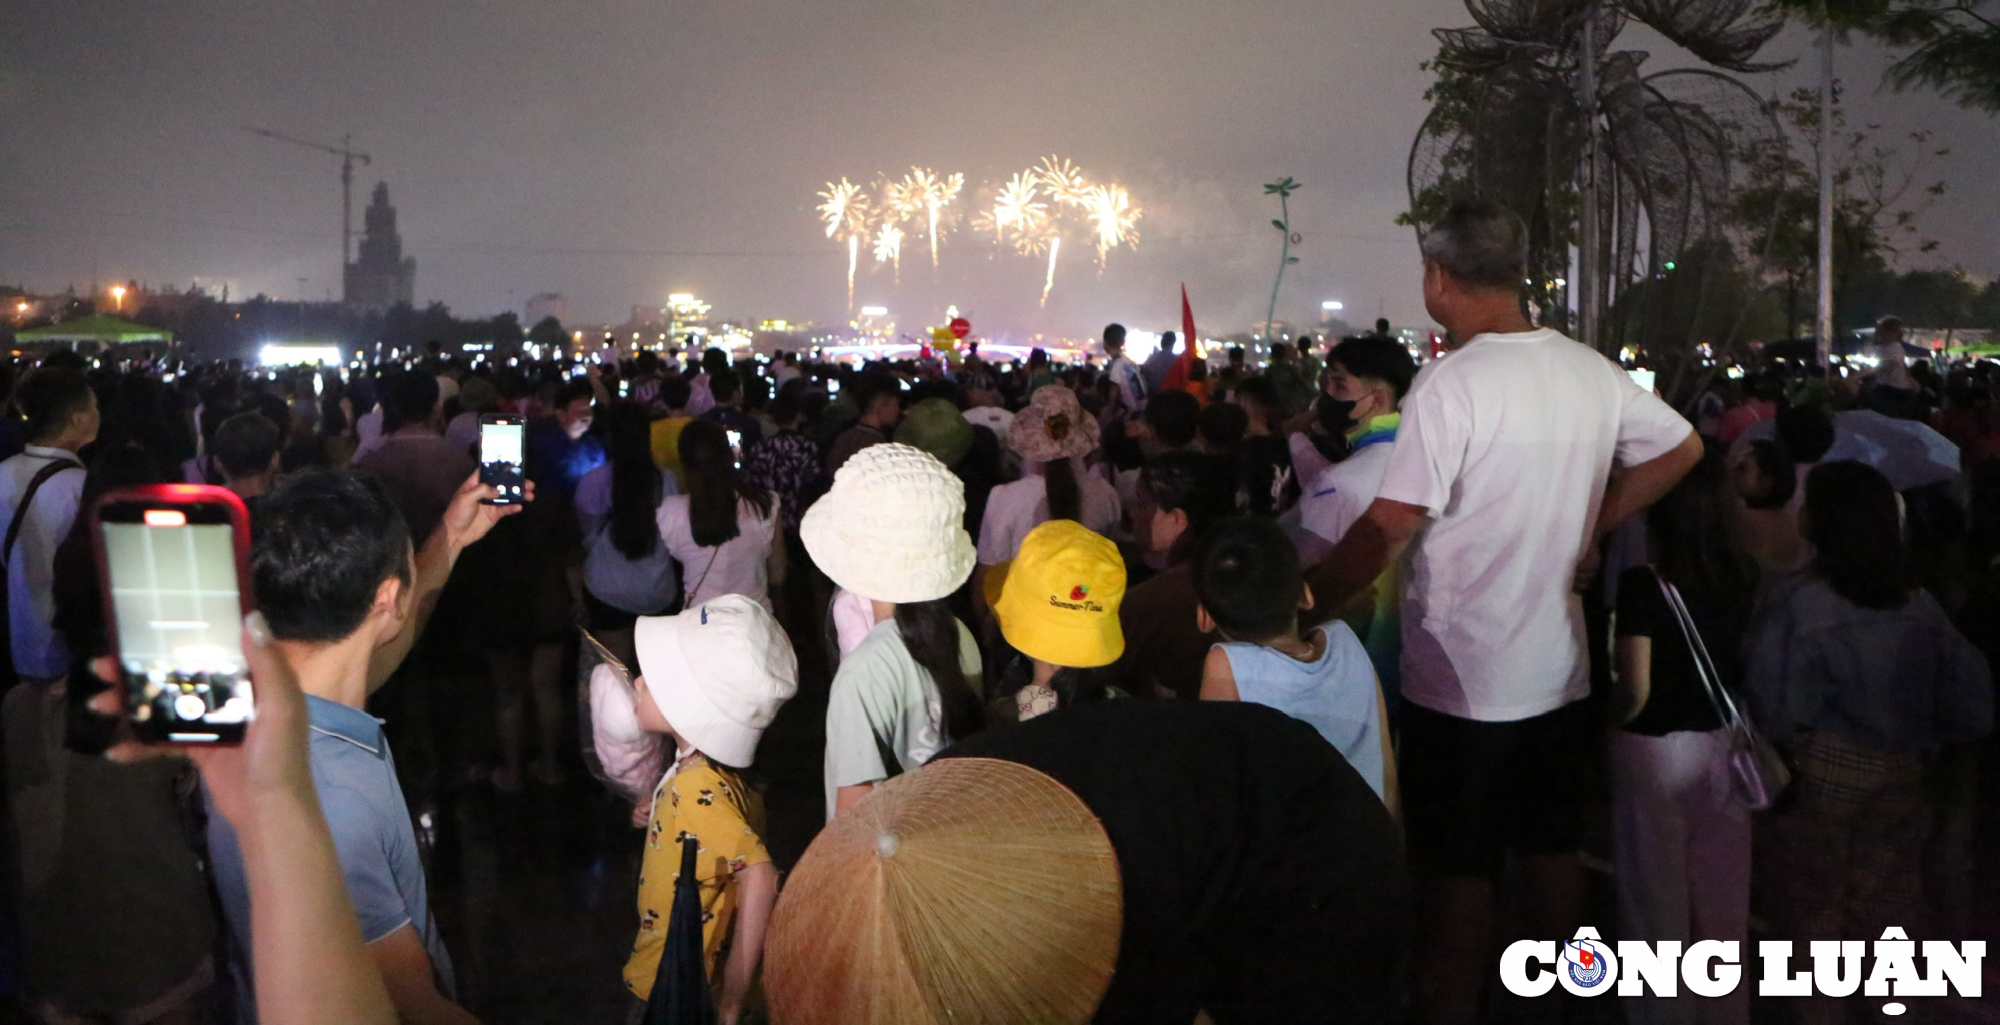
[[213, 412, 280, 478], [15, 368, 93, 441], [853, 371, 902, 412], [1140, 451, 1234, 539], [659, 375, 693, 411], [1421, 200, 1529, 291], [710, 368, 742, 404], [1193, 518, 1303, 642], [557, 378, 595, 409], [1197, 400, 1249, 449], [1328, 336, 1418, 399], [380, 371, 439, 432], [1806, 461, 1911, 610], [1104, 323, 1127, 350], [1143, 389, 1201, 448], [253, 470, 414, 643]]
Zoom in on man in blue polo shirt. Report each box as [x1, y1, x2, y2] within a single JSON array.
[[206, 469, 520, 1023]]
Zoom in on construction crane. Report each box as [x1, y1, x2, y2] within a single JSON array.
[[243, 126, 372, 271]]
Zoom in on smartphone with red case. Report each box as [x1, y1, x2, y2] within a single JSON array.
[[92, 484, 257, 744]]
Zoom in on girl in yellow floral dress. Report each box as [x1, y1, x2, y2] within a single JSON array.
[[620, 594, 797, 1025]]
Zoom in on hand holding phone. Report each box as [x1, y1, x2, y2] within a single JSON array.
[[94, 485, 256, 744], [479, 415, 526, 505]]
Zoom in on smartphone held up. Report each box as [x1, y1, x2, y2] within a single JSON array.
[[479, 414, 526, 505], [93, 485, 256, 744]]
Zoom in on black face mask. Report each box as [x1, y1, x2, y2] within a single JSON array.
[[1317, 394, 1358, 436]]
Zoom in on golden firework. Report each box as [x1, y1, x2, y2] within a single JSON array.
[[1083, 183, 1141, 265]]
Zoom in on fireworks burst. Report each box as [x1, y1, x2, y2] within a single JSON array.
[[817, 178, 870, 311], [813, 156, 1140, 306], [1042, 237, 1062, 308], [895, 167, 964, 268], [872, 224, 904, 281], [991, 172, 1048, 255], [1083, 183, 1140, 265], [1034, 155, 1090, 209]]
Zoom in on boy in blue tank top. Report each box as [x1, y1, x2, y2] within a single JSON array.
[[1194, 517, 1396, 810]]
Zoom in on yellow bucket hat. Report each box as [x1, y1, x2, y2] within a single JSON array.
[[995, 520, 1126, 668]]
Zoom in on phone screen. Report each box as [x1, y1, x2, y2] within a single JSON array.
[[726, 428, 744, 469], [480, 417, 526, 504], [99, 502, 252, 742], [1627, 368, 1657, 393]]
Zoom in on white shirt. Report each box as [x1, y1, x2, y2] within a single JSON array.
[[1376, 328, 1692, 721], [655, 494, 778, 610], [0, 446, 86, 678], [353, 407, 386, 461], [1106, 355, 1146, 411], [1298, 435, 1395, 551], [976, 467, 1122, 565]]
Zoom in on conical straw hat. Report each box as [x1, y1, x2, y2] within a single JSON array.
[[765, 758, 1122, 1025]]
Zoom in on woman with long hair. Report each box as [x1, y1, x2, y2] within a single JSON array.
[[1610, 449, 1758, 1025], [803, 444, 985, 819], [656, 419, 782, 610], [974, 385, 1120, 612], [1746, 460, 1992, 1022], [575, 401, 680, 667]]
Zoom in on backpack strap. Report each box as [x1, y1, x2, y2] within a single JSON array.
[[6, 458, 83, 561]]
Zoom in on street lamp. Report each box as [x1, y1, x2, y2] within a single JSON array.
[[111, 285, 127, 311]]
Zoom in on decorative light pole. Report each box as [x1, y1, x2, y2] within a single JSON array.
[[1264, 177, 1301, 350]]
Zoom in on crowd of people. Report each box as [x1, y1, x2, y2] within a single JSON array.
[[1, 200, 1994, 1025]]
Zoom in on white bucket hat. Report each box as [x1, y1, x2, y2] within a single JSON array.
[[800, 443, 976, 604], [633, 594, 799, 768]]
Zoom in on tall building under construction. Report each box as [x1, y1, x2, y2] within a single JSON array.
[[343, 182, 415, 311]]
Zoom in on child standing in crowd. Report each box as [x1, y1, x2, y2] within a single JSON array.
[[1116, 451, 1235, 699], [1195, 517, 1394, 806], [990, 519, 1127, 722], [623, 595, 795, 1025], [802, 444, 985, 818], [1611, 451, 1756, 1025]]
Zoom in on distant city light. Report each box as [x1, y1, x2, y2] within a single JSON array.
[[1321, 300, 1344, 311], [258, 343, 343, 367], [859, 305, 889, 317]]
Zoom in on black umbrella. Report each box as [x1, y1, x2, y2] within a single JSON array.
[[642, 835, 715, 1025]]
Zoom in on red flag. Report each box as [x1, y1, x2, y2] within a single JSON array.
[[1163, 284, 1198, 390]]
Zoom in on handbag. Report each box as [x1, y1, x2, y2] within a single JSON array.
[[1656, 572, 1792, 810]]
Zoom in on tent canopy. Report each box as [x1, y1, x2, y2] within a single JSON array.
[[16, 314, 173, 344]]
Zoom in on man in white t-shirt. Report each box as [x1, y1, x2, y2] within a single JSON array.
[[1306, 201, 1701, 1025]]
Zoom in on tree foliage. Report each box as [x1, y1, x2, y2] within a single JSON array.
[[1767, 0, 2000, 112], [1727, 83, 1948, 332]]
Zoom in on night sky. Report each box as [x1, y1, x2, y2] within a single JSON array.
[[3, 1, 1994, 341]]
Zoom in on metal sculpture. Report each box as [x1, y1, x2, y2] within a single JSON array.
[[1408, 0, 1790, 360]]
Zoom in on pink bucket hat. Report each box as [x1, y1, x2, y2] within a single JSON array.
[[1007, 385, 1099, 464]]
